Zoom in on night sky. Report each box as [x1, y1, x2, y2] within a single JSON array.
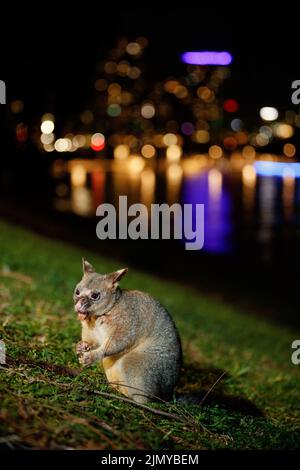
[[5, 5, 300, 124]]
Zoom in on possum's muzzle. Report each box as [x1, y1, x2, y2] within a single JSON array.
[[75, 299, 91, 321]]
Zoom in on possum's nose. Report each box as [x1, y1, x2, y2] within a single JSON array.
[[75, 299, 90, 321]]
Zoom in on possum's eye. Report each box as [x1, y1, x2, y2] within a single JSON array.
[[75, 288, 80, 296], [90, 292, 100, 301]]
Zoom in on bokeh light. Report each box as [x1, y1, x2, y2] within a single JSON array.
[[107, 104, 122, 117], [11, 100, 24, 113], [41, 120, 54, 134], [41, 133, 54, 145], [141, 103, 155, 119], [163, 133, 178, 146], [166, 144, 182, 162], [91, 133, 105, 151], [231, 118, 243, 131], [114, 144, 130, 160], [209, 145, 223, 159], [182, 51, 232, 65], [259, 107, 279, 121], [223, 99, 239, 113], [54, 138, 72, 152], [274, 123, 294, 139], [126, 42, 141, 55], [283, 143, 296, 158], [193, 130, 210, 143], [141, 144, 156, 158], [242, 164, 256, 187]]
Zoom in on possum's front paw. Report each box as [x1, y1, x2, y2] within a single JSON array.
[[76, 341, 90, 356], [79, 351, 95, 367]]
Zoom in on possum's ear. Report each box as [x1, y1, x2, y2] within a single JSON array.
[[82, 258, 96, 275], [105, 268, 128, 288]]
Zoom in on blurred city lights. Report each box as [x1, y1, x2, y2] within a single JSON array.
[[129, 156, 145, 173], [91, 133, 105, 151], [283, 143, 296, 158], [80, 110, 93, 124], [44, 144, 54, 152], [208, 168, 222, 198], [16, 123, 28, 143], [193, 130, 210, 143], [21, 31, 300, 215], [166, 163, 183, 204], [254, 161, 300, 178], [41, 120, 54, 134], [42, 113, 54, 122], [259, 107, 279, 121], [174, 85, 188, 99], [274, 123, 294, 139], [141, 103, 155, 119], [242, 164, 256, 187], [11, 100, 24, 113], [108, 83, 121, 95], [209, 145, 223, 159], [166, 144, 182, 162], [107, 104, 122, 117], [163, 133, 178, 146], [259, 125, 273, 138], [236, 131, 248, 145], [94, 78, 107, 91], [54, 138, 71, 152], [114, 144, 130, 160], [141, 168, 156, 208], [231, 118, 243, 131], [71, 187, 93, 217], [126, 42, 141, 55], [242, 145, 256, 159], [71, 164, 87, 187], [181, 51, 232, 65], [255, 133, 269, 146], [141, 144, 156, 158], [223, 99, 239, 113], [181, 122, 194, 135], [127, 67, 141, 79], [197, 86, 214, 101], [41, 133, 54, 145], [223, 136, 237, 150], [73, 135, 86, 148]]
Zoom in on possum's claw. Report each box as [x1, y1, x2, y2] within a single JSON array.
[[76, 341, 90, 356], [79, 351, 94, 367]]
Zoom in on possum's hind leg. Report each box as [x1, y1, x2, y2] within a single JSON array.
[[105, 351, 158, 403]]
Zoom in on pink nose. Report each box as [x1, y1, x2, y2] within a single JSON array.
[[75, 299, 87, 312]]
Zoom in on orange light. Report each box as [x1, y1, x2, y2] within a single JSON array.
[[283, 143, 296, 158]]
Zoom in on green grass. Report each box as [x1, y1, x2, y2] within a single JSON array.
[[0, 220, 300, 450]]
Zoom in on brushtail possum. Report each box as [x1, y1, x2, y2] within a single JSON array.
[[74, 259, 182, 404]]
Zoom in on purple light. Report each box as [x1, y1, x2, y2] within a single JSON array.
[[181, 51, 233, 66]]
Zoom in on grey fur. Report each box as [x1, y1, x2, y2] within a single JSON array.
[[74, 261, 182, 403]]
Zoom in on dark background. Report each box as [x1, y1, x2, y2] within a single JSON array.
[[2, 4, 300, 328], [4, 5, 299, 123]]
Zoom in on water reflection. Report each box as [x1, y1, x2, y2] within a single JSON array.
[[182, 168, 232, 254], [52, 156, 300, 256], [140, 167, 156, 209], [166, 163, 183, 205]]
